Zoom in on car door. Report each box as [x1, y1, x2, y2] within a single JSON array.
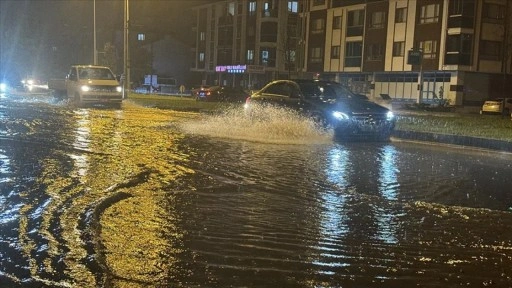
[[257, 81, 300, 108], [65, 67, 78, 98]]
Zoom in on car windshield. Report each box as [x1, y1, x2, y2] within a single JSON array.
[[78, 68, 115, 80], [299, 82, 357, 101]]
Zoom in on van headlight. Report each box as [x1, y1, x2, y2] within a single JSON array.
[[81, 85, 91, 92], [116, 86, 123, 93], [332, 111, 349, 120], [386, 111, 395, 121]]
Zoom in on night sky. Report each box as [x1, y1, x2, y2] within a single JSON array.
[[0, 0, 211, 81]]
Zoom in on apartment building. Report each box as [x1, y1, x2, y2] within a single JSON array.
[[191, 0, 512, 105], [190, 0, 306, 90]]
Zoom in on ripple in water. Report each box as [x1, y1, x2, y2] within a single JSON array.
[[179, 104, 333, 145]]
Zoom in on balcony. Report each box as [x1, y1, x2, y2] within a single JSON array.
[[445, 53, 471, 65], [447, 15, 474, 29], [347, 26, 363, 37]]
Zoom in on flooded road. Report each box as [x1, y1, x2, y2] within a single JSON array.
[[1, 93, 512, 287]]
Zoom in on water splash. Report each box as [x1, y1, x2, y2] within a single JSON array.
[[179, 104, 333, 145]]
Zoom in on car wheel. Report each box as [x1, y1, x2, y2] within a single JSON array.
[[310, 112, 330, 129], [74, 93, 84, 107]]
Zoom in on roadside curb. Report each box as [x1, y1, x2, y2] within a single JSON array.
[[392, 130, 512, 152]]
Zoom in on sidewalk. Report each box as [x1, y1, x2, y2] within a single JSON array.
[[391, 130, 512, 152], [391, 105, 512, 152]]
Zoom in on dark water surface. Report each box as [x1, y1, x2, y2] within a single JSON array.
[[1, 94, 511, 287]]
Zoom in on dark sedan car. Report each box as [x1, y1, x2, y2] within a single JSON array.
[[244, 79, 396, 141], [195, 86, 249, 103]]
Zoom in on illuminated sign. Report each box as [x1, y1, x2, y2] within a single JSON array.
[[216, 65, 246, 74], [215, 64, 266, 74]]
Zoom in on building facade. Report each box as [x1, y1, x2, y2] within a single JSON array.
[[191, 0, 512, 105]]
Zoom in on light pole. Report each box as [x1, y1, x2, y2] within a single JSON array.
[[123, 0, 130, 97], [93, 0, 97, 65], [407, 49, 423, 104]]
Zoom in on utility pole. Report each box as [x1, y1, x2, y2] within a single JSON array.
[[124, 0, 130, 97]]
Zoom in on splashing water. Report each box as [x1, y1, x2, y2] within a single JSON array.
[[179, 104, 333, 145]]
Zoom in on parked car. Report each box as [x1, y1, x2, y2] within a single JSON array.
[[480, 98, 512, 115], [190, 85, 212, 97], [244, 79, 396, 141], [195, 86, 249, 102]]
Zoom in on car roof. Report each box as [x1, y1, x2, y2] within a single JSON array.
[[73, 65, 111, 70], [268, 79, 338, 85]]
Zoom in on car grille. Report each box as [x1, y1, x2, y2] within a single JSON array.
[[351, 113, 393, 133], [89, 85, 118, 92], [352, 113, 388, 123]]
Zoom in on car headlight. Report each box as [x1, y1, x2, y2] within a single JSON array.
[[386, 111, 395, 121], [332, 111, 349, 120], [81, 85, 90, 92], [116, 86, 123, 93]]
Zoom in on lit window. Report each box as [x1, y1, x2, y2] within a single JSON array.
[[199, 32, 206, 41], [288, 1, 298, 13], [227, 2, 235, 16], [260, 48, 276, 66], [199, 52, 205, 62], [248, 1, 256, 15], [247, 49, 254, 61], [419, 40, 437, 59], [261, 50, 269, 64], [137, 33, 145, 41]]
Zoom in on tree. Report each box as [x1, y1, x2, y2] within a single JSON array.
[[101, 42, 118, 73]]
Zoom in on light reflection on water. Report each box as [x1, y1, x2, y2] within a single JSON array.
[[173, 106, 512, 286], [0, 149, 11, 179], [1, 99, 512, 287]]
